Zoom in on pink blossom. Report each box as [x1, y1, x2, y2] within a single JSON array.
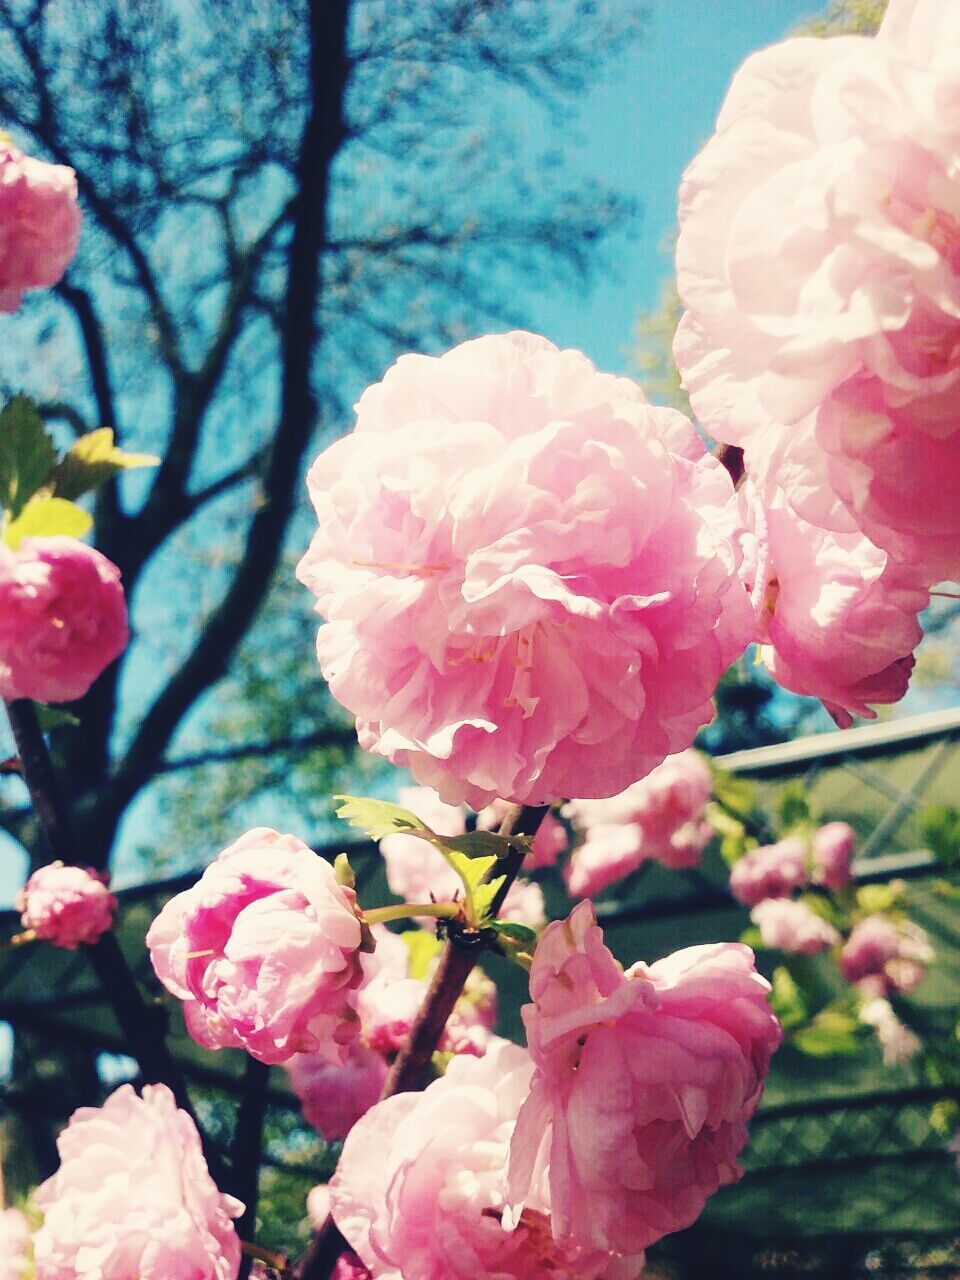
[[751, 898, 840, 955], [286, 1042, 389, 1141], [506, 902, 781, 1258], [728, 838, 808, 908], [0, 143, 80, 312], [859, 997, 922, 1066], [33, 1083, 242, 1280], [811, 822, 856, 891], [331, 1037, 638, 1280], [378, 787, 544, 930], [17, 863, 116, 949], [146, 828, 364, 1065], [0, 537, 128, 705], [297, 332, 753, 809], [745, 481, 926, 727], [0, 1208, 29, 1280], [563, 822, 647, 899], [674, 3, 960, 584], [840, 915, 933, 996]]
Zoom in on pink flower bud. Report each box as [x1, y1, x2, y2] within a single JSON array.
[[0, 143, 80, 312], [751, 898, 840, 955], [33, 1083, 242, 1280], [729, 837, 808, 907], [0, 537, 128, 705], [147, 828, 364, 1065], [506, 902, 781, 1257], [17, 863, 116, 949]]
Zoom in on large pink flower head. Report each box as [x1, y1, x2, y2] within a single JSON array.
[[840, 914, 933, 996], [378, 787, 545, 929], [0, 1208, 29, 1280], [17, 863, 116, 949], [506, 902, 781, 1258], [0, 537, 128, 704], [751, 898, 840, 956], [743, 480, 926, 726], [297, 332, 753, 809], [146, 828, 364, 1065], [728, 837, 808, 908], [675, 0, 960, 584], [0, 143, 80, 312], [33, 1083, 242, 1280], [331, 1037, 637, 1280], [286, 1041, 389, 1141]]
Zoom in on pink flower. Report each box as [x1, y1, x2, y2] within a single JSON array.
[[840, 915, 933, 996], [0, 1208, 29, 1280], [751, 898, 840, 955], [859, 997, 922, 1066], [0, 537, 128, 704], [0, 143, 80, 312], [16, 863, 116, 949], [33, 1083, 242, 1280], [674, 1, 960, 584], [506, 903, 781, 1258], [331, 1037, 637, 1280], [745, 482, 926, 727], [297, 332, 753, 809], [811, 822, 856, 891], [146, 828, 364, 1065], [728, 838, 808, 908], [378, 787, 544, 930], [563, 822, 647, 899], [286, 1042, 389, 1141]]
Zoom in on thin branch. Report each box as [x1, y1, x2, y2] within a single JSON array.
[[2, 698, 225, 1184], [232, 1057, 271, 1279], [156, 726, 358, 776]]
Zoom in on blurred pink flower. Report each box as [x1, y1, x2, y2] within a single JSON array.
[[564, 751, 714, 895], [331, 1038, 638, 1280], [0, 1207, 29, 1280], [840, 915, 933, 996], [751, 898, 840, 955], [286, 1042, 389, 1141], [675, 0, 960, 584], [811, 822, 857, 892], [746, 482, 925, 727], [859, 996, 922, 1066], [17, 863, 116, 950], [728, 838, 808, 908], [0, 143, 80, 311], [147, 828, 364, 1065], [0, 537, 128, 704], [506, 903, 781, 1257], [298, 331, 752, 808], [33, 1083, 242, 1280], [378, 787, 544, 930]]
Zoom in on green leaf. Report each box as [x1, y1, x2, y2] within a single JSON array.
[[709, 764, 756, 819], [50, 428, 159, 501], [777, 782, 813, 832], [489, 919, 538, 947], [919, 804, 960, 869], [791, 1007, 862, 1057], [34, 705, 81, 731], [855, 882, 904, 916], [4, 494, 93, 548], [0, 396, 57, 519], [769, 965, 808, 1030], [442, 830, 516, 861], [333, 795, 430, 841], [705, 802, 750, 868], [401, 930, 442, 980], [471, 876, 507, 922], [739, 926, 764, 950]]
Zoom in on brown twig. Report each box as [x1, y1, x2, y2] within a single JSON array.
[[295, 803, 548, 1280]]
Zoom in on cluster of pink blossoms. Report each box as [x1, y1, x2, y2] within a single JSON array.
[[0, 538, 128, 706], [840, 914, 933, 998], [672, 0, 960, 721], [563, 749, 714, 897], [17, 863, 116, 949], [0, 142, 80, 312]]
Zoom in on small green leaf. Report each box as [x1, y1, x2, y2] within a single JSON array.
[[0, 396, 57, 519], [739, 926, 764, 950], [50, 428, 159, 501], [777, 782, 813, 832], [709, 764, 756, 820], [333, 795, 429, 842], [471, 876, 507, 922], [34, 705, 81, 730], [930, 1099, 959, 1137], [443, 830, 516, 861], [791, 1008, 862, 1057], [401, 930, 442, 980], [919, 804, 960, 869], [769, 965, 808, 1030], [855, 882, 904, 916], [4, 494, 93, 548], [705, 802, 750, 868], [489, 919, 538, 947]]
